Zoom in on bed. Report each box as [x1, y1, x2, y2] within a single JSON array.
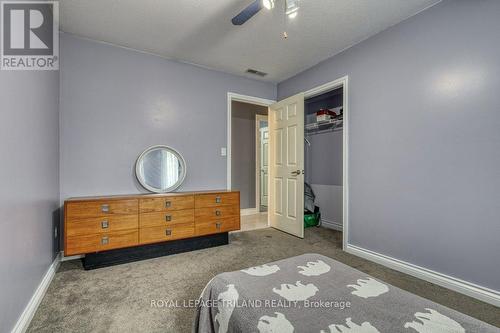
[[193, 253, 498, 333]]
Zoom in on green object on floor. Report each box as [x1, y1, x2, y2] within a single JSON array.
[[304, 206, 321, 227]]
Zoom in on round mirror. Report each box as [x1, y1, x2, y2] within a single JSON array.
[[135, 145, 187, 193]]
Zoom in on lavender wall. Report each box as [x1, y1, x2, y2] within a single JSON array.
[[60, 33, 276, 202], [279, 0, 500, 291], [0, 70, 59, 330]]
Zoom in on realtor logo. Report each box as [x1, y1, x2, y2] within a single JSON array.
[[1, 1, 58, 70]]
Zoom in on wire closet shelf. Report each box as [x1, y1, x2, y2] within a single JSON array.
[[305, 118, 343, 135]]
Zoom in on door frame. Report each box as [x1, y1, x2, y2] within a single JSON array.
[[255, 114, 268, 212], [303, 75, 349, 251], [227, 93, 275, 217]]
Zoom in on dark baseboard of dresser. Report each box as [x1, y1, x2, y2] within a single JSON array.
[[82, 232, 229, 270]]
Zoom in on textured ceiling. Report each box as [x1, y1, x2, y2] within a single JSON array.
[[60, 0, 441, 82]]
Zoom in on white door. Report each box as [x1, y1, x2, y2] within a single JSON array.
[[269, 93, 304, 238], [260, 127, 269, 207]]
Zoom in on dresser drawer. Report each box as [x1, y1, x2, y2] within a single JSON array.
[[195, 216, 240, 236], [66, 215, 138, 237], [195, 192, 239, 208], [139, 195, 194, 213], [65, 230, 139, 256], [140, 210, 194, 228], [195, 205, 239, 222], [66, 199, 138, 219], [140, 223, 195, 244]]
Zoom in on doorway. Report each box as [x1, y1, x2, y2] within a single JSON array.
[[227, 93, 275, 231], [268, 76, 349, 249]]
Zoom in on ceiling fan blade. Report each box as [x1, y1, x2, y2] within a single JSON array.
[[231, 0, 262, 25]]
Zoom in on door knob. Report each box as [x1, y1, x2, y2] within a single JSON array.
[[291, 170, 301, 176]]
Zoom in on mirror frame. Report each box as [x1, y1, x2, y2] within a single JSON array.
[[135, 145, 187, 193]]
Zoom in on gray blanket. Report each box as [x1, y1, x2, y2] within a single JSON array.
[[193, 253, 498, 333]]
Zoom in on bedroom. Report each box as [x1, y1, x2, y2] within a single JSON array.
[[0, 0, 499, 332]]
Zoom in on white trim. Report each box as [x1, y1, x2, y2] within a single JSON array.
[[303, 75, 349, 251], [346, 244, 500, 307], [226, 92, 275, 191], [240, 208, 259, 216], [255, 114, 268, 213], [343, 77, 349, 252], [60, 252, 84, 261], [320, 219, 343, 231], [304, 76, 346, 99], [228, 92, 276, 106], [11, 253, 61, 333], [255, 116, 261, 211]]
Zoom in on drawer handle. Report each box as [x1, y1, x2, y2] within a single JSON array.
[[101, 236, 109, 245], [165, 215, 172, 222], [166, 229, 172, 236], [101, 204, 110, 213], [215, 196, 222, 203], [101, 220, 109, 229], [215, 210, 221, 216], [165, 201, 171, 208], [216, 222, 222, 229]]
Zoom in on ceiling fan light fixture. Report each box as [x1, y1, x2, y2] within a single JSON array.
[[262, 0, 275, 10], [285, 0, 299, 18]]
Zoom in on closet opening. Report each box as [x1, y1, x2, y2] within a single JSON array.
[[267, 76, 347, 244], [304, 86, 344, 242]]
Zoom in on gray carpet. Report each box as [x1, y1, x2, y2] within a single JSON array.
[[28, 228, 499, 333]]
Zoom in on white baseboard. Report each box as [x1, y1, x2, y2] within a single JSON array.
[[11, 252, 61, 333], [60, 251, 84, 261], [320, 218, 343, 231], [346, 244, 500, 307], [240, 208, 259, 216]]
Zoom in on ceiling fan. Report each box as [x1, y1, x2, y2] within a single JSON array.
[[231, 0, 300, 26]]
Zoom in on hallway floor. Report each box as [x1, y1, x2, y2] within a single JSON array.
[[239, 212, 268, 231]]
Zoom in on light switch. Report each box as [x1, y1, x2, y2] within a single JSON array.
[[221, 147, 227, 156]]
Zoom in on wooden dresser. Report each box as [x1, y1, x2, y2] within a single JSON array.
[[64, 190, 240, 256]]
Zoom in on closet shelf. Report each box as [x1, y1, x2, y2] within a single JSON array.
[[305, 118, 343, 135]]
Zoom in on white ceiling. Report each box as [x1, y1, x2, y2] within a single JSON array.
[[59, 0, 440, 82]]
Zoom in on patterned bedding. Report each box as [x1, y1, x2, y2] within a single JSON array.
[[193, 253, 498, 333]]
